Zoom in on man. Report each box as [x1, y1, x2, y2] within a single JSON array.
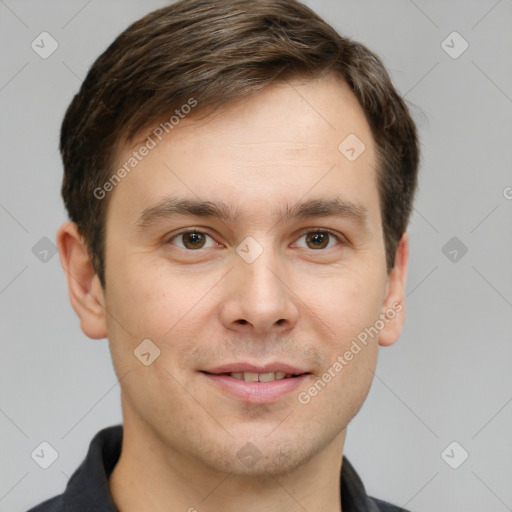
[[28, 0, 418, 510]]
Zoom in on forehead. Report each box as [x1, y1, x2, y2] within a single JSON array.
[[107, 74, 380, 230]]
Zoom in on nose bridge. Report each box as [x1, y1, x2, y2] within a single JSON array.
[[221, 235, 299, 333], [240, 245, 280, 298]]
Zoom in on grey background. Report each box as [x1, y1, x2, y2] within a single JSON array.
[[1, 0, 511, 510]]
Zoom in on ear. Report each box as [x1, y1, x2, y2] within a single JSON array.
[[378, 232, 409, 347], [57, 222, 108, 340]]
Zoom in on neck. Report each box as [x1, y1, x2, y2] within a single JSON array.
[[109, 400, 346, 512]]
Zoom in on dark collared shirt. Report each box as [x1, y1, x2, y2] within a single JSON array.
[[27, 425, 409, 512]]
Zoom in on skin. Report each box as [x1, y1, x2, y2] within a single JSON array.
[[58, 73, 408, 512]]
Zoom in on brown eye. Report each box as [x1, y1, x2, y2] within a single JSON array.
[[294, 230, 341, 250], [169, 230, 215, 250], [182, 232, 206, 249], [305, 231, 330, 249]]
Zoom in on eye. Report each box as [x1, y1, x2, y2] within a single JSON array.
[[167, 228, 343, 251], [294, 230, 342, 250], [168, 229, 217, 250]]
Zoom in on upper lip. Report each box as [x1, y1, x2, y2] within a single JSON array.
[[202, 363, 310, 375]]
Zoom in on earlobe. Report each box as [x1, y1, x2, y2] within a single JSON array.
[[57, 222, 108, 340], [378, 232, 409, 347]]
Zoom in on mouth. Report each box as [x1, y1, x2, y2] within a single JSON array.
[[201, 370, 308, 382], [199, 363, 312, 404]]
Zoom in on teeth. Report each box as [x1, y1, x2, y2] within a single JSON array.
[[244, 372, 259, 382], [229, 371, 290, 382]]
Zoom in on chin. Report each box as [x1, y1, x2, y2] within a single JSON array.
[[199, 433, 320, 478]]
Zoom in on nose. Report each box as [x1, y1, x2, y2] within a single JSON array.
[[219, 247, 300, 335]]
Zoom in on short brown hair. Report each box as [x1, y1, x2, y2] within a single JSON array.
[[60, 0, 419, 287]]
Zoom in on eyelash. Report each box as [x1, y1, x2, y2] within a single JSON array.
[[166, 227, 345, 251]]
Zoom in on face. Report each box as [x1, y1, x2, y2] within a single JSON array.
[[76, 74, 406, 477]]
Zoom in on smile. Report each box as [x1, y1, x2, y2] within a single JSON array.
[[211, 371, 302, 382], [200, 369, 311, 404]]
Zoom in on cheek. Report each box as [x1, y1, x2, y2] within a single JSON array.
[[301, 275, 382, 414], [105, 260, 217, 360], [307, 265, 386, 343]]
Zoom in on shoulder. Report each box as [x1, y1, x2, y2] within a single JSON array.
[[24, 424, 123, 512], [369, 496, 411, 511], [25, 495, 63, 512]]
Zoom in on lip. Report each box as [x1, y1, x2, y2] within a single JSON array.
[[203, 362, 309, 375], [200, 372, 311, 404]]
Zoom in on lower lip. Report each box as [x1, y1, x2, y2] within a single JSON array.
[[200, 372, 310, 404]]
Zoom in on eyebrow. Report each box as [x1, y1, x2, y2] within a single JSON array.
[[135, 196, 368, 231]]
